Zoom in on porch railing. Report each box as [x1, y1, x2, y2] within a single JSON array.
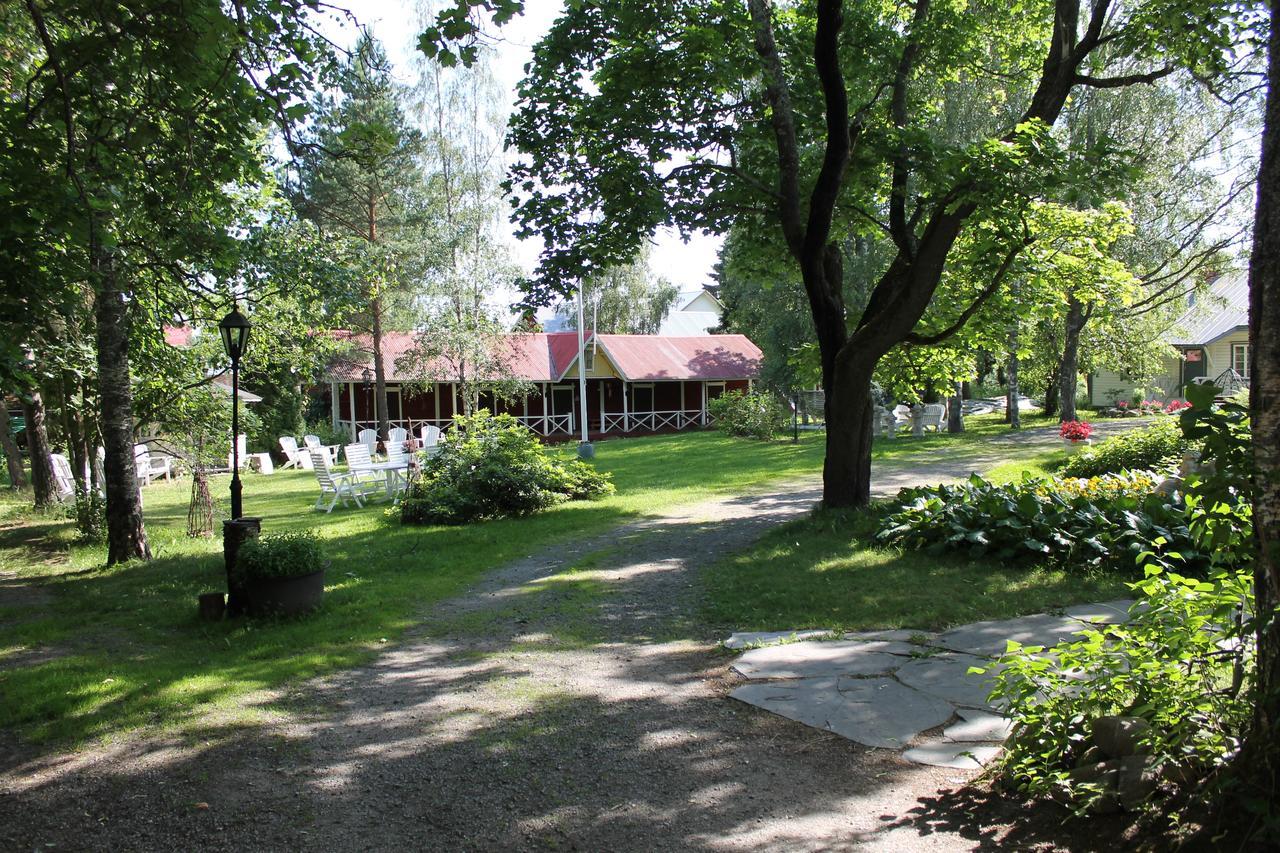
[[336, 413, 572, 440], [600, 409, 708, 434]]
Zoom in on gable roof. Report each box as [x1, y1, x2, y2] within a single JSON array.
[[1169, 272, 1249, 347], [325, 331, 761, 384]]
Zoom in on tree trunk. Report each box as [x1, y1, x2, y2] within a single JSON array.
[[1240, 0, 1280, 815], [822, 360, 875, 508], [1006, 326, 1021, 429], [21, 377, 57, 509], [0, 413, 27, 489], [948, 381, 964, 433], [1058, 295, 1085, 422], [61, 372, 90, 494], [370, 294, 391, 442], [93, 239, 150, 563], [1043, 364, 1060, 419]]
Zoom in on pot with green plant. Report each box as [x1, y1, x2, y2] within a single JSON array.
[[233, 531, 327, 617]]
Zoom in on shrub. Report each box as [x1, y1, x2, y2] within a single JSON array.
[[73, 487, 107, 543], [708, 390, 788, 440], [985, 567, 1254, 810], [874, 472, 1208, 572], [234, 532, 326, 582], [1060, 418, 1191, 478], [398, 410, 613, 525]]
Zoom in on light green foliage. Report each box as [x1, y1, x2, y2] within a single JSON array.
[[987, 568, 1255, 805], [557, 246, 679, 335], [234, 532, 326, 582], [1060, 419, 1192, 478], [875, 472, 1211, 572], [398, 411, 614, 525], [991, 381, 1258, 812], [708, 390, 789, 440]]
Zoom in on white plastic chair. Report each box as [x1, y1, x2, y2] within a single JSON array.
[[309, 449, 376, 512], [134, 443, 173, 486], [344, 442, 387, 500], [921, 404, 946, 431], [388, 426, 408, 449], [279, 436, 311, 470], [50, 453, 75, 500], [357, 428, 379, 458], [419, 425, 442, 455], [303, 434, 340, 465]]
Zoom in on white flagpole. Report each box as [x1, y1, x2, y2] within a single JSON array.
[[577, 285, 590, 447]]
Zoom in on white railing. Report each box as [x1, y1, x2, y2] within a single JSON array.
[[600, 409, 706, 434], [337, 413, 573, 439]]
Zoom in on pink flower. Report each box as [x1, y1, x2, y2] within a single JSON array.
[[1117, 401, 1129, 409]]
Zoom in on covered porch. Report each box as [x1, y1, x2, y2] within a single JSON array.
[[323, 377, 750, 441]]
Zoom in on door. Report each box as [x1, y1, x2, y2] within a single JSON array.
[[551, 385, 575, 433], [631, 384, 654, 412], [1181, 348, 1206, 389], [386, 388, 402, 425]]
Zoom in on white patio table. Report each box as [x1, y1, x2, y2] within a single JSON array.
[[368, 459, 411, 501]]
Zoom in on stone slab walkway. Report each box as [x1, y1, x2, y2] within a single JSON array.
[[726, 601, 1134, 769]]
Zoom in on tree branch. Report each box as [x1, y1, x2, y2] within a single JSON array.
[[1075, 66, 1175, 88], [887, 0, 930, 255], [902, 238, 1029, 346], [746, 0, 804, 258]]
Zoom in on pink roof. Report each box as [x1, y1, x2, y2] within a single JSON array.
[[595, 335, 762, 381], [164, 325, 194, 347], [325, 331, 761, 383]]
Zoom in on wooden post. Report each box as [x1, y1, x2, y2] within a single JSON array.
[[680, 381, 686, 427], [701, 381, 708, 426], [623, 380, 630, 433]]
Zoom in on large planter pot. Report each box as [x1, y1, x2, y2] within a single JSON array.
[[1062, 438, 1092, 454], [245, 568, 325, 618]]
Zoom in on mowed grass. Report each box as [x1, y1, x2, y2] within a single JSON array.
[[0, 430, 833, 745], [701, 433, 1134, 634], [0, 416, 1068, 746]]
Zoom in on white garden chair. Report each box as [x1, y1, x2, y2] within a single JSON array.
[[309, 449, 377, 513], [921, 404, 947, 431], [303, 434, 340, 465], [278, 436, 312, 470], [344, 442, 388, 500], [357, 428, 379, 458], [50, 453, 75, 500], [388, 426, 408, 449], [134, 443, 173, 486], [419, 424, 442, 455]]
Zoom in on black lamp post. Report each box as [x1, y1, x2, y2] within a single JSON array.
[[219, 305, 251, 519]]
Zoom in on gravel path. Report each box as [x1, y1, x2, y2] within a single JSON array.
[[0, 423, 1142, 851]]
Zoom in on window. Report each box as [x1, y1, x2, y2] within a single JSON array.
[[1232, 343, 1250, 377], [582, 346, 595, 372]]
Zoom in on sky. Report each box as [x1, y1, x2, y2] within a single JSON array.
[[317, 0, 723, 295]]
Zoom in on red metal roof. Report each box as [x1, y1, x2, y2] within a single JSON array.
[[594, 335, 762, 381], [325, 331, 761, 383], [164, 325, 195, 347]]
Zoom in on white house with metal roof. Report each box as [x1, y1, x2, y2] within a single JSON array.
[[1089, 271, 1250, 406]]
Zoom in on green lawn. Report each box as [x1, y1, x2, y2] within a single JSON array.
[[0, 419, 1062, 746]]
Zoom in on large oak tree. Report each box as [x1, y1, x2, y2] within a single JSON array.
[[427, 0, 1263, 507]]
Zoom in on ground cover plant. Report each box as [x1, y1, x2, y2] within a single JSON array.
[[874, 471, 1204, 572], [1060, 418, 1191, 479]]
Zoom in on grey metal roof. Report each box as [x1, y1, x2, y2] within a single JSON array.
[[1169, 271, 1249, 347]]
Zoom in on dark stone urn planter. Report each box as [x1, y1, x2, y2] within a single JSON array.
[[245, 568, 326, 618]]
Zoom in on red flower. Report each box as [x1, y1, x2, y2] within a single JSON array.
[[1117, 401, 1129, 409], [1060, 420, 1093, 441]]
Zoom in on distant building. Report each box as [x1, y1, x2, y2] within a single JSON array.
[[658, 289, 724, 336], [1089, 271, 1250, 406], [319, 330, 761, 440]]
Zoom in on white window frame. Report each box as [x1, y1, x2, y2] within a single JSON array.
[[1232, 343, 1250, 377], [582, 347, 595, 372]]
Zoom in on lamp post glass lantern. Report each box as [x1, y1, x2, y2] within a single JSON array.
[[219, 306, 251, 519]]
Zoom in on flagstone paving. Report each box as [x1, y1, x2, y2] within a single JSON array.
[[727, 600, 1133, 769]]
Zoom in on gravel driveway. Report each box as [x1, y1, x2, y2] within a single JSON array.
[[0, 423, 1142, 851]]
